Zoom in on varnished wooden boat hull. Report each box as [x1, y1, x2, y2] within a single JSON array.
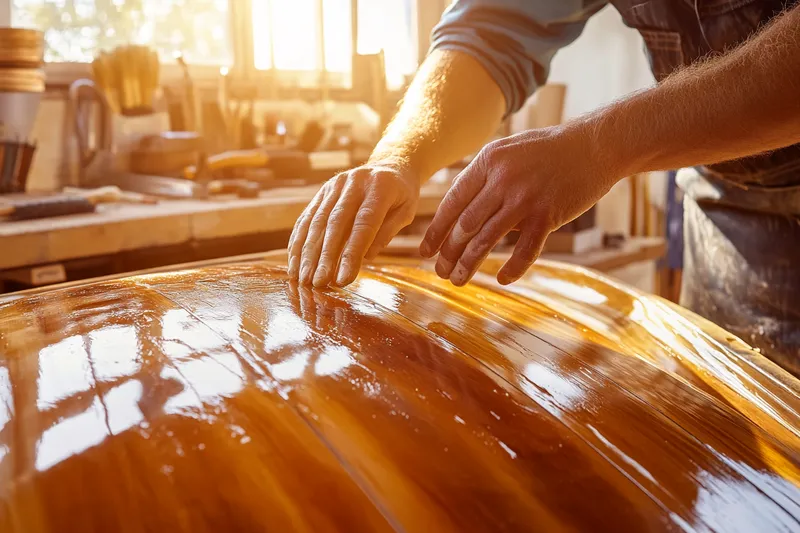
[[0, 259, 798, 532]]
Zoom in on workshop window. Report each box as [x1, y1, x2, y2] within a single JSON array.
[[5, 0, 419, 89], [11, 0, 232, 65], [252, 0, 417, 89]]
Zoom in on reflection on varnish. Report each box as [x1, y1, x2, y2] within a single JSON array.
[[0, 260, 798, 532]]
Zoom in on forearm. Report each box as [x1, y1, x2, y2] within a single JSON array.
[[586, 6, 800, 180], [369, 49, 506, 183]]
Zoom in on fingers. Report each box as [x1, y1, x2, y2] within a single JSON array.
[[447, 208, 519, 286], [312, 177, 367, 287], [433, 189, 502, 279], [364, 205, 415, 261], [419, 163, 486, 258], [333, 190, 396, 286], [298, 178, 347, 284], [288, 191, 324, 278], [497, 223, 548, 285]]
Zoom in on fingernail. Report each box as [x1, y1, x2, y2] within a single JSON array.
[[435, 257, 453, 278], [300, 263, 311, 284], [313, 267, 328, 287], [450, 263, 468, 286], [419, 241, 431, 257], [288, 257, 299, 277], [336, 264, 351, 286], [451, 222, 468, 245]]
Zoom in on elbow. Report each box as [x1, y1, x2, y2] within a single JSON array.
[[429, 32, 543, 116]]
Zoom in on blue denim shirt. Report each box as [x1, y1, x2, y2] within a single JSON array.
[[430, 1, 608, 115]]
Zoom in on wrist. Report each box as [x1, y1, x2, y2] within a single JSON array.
[[590, 91, 666, 179], [367, 147, 426, 186], [549, 117, 618, 191]]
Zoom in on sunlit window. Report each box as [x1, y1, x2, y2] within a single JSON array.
[[10, 0, 418, 88], [11, 0, 232, 64], [251, 0, 417, 89]]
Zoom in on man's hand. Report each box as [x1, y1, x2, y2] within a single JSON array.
[[288, 162, 420, 287], [420, 125, 616, 287]]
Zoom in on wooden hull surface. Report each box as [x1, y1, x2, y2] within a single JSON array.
[[0, 260, 798, 532]]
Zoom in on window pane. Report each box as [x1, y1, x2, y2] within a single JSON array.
[[252, 0, 416, 89], [358, 0, 415, 88], [252, 0, 351, 72], [12, 0, 231, 64]]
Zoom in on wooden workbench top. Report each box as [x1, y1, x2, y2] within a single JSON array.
[[0, 183, 450, 271]]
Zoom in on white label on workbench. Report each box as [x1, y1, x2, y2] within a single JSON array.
[[31, 264, 67, 286]]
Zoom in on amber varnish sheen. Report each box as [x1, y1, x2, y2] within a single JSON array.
[[0, 259, 798, 532]]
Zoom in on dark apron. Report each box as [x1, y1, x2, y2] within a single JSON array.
[[610, 0, 800, 377]]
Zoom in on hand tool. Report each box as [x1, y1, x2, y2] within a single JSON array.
[[0, 185, 157, 221], [182, 148, 349, 181], [218, 69, 256, 146], [87, 172, 210, 199], [92, 45, 159, 116], [206, 179, 260, 198], [0, 141, 17, 193], [192, 152, 261, 198], [69, 78, 114, 172], [0, 196, 95, 221], [62, 185, 159, 205], [129, 131, 202, 176], [0, 140, 36, 194], [176, 52, 201, 132]]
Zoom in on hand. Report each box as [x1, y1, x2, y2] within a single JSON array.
[[288, 161, 420, 287], [419, 125, 617, 286]]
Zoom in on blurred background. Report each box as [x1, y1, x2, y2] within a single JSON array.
[[0, 1, 678, 299]]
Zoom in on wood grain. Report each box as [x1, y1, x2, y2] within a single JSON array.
[[0, 260, 798, 531]]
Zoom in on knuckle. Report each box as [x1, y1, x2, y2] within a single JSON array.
[[340, 251, 359, 265], [294, 214, 310, 231], [457, 212, 481, 234], [327, 206, 350, 226], [310, 209, 330, 228], [351, 221, 375, 237], [481, 140, 499, 157], [355, 204, 381, 223], [471, 237, 492, 257], [349, 168, 370, 185], [478, 141, 502, 165], [442, 192, 463, 212], [318, 252, 335, 266]]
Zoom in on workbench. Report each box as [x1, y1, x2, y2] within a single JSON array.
[[0, 183, 448, 271], [0, 181, 665, 292]]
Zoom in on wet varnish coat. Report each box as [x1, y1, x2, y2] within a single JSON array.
[[0, 259, 798, 532]]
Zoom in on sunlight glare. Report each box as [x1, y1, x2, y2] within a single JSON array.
[[252, 0, 416, 88]]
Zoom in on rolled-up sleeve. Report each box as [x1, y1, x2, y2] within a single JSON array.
[[431, 1, 607, 115]]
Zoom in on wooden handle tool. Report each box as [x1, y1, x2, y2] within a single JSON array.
[[0, 196, 95, 221], [184, 150, 270, 180], [63, 185, 158, 205]]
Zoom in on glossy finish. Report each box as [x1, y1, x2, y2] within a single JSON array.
[[0, 259, 798, 532]]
